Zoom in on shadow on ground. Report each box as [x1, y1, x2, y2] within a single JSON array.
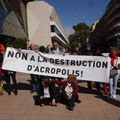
[[95, 95, 120, 107], [17, 82, 31, 90]]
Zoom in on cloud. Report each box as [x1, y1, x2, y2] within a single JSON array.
[[64, 26, 75, 36]]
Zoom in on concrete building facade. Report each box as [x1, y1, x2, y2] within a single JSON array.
[[27, 1, 69, 47], [0, 0, 32, 40]]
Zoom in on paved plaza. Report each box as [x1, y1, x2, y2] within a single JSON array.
[[0, 73, 120, 120]]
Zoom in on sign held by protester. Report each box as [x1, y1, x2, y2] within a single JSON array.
[[2, 47, 110, 83]]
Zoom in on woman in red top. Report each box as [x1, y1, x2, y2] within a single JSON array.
[[109, 47, 120, 99], [0, 44, 5, 95], [61, 74, 80, 111]]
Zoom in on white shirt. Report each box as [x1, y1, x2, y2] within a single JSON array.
[[43, 87, 50, 98], [65, 83, 73, 96]]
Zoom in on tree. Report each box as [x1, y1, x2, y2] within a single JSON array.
[[68, 22, 91, 51], [14, 38, 28, 49], [5, 37, 28, 49], [68, 34, 78, 48]]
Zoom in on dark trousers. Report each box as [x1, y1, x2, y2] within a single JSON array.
[[52, 86, 61, 103], [30, 74, 39, 83], [6, 72, 17, 94], [87, 81, 92, 90], [30, 74, 39, 91], [95, 82, 101, 93], [35, 96, 52, 105], [40, 98, 52, 105], [62, 92, 77, 108]]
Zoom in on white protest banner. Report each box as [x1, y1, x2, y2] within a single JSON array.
[[2, 47, 111, 83]]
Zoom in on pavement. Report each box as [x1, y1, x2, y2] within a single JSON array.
[[0, 73, 120, 120]]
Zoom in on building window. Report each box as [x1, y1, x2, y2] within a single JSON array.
[[51, 25, 67, 43]]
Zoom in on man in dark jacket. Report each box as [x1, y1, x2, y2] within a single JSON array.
[[36, 77, 54, 106]]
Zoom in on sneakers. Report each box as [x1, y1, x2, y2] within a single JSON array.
[[113, 94, 117, 99], [108, 94, 117, 99], [51, 99, 58, 106]]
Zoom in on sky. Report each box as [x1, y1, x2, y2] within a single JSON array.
[[45, 0, 110, 35]]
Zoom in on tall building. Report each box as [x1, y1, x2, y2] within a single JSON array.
[[27, 1, 69, 46], [91, 20, 99, 31], [93, 0, 120, 51], [0, 0, 32, 41]]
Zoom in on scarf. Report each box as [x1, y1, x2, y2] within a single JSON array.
[[111, 56, 118, 67]]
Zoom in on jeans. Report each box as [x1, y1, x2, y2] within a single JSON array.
[[109, 74, 119, 96]]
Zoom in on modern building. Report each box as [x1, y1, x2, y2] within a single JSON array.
[[27, 1, 69, 47], [91, 20, 99, 31], [0, 0, 33, 41], [93, 0, 120, 51]]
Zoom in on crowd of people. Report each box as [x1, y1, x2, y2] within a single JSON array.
[[0, 40, 120, 111]]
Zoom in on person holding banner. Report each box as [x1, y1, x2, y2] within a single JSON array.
[[109, 47, 120, 99], [0, 43, 5, 95], [5, 43, 18, 95], [45, 44, 52, 54], [95, 48, 109, 96], [71, 46, 81, 55], [83, 45, 93, 90], [51, 41, 61, 55], [28, 43, 40, 92], [5, 70, 17, 95]]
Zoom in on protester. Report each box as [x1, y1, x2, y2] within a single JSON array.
[[83, 45, 93, 90], [5, 70, 17, 95], [35, 77, 55, 106], [61, 74, 81, 111], [109, 47, 120, 99], [5, 43, 18, 95], [71, 46, 81, 55], [51, 41, 61, 54], [94, 48, 109, 95], [39, 45, 46, 53], [45, 44, 52, 54], [50, 41, 66, 104], [51, 77, 64, 105], [0, 44, 5, 95], [28, 43, 40, 92]]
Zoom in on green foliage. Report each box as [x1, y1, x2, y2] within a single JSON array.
[[68, 22, 91, 51], [69, 34, 78, 48], [14, 38, 28, 49], [6, 38, 28, 49], [73, 22, 90, 33]]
